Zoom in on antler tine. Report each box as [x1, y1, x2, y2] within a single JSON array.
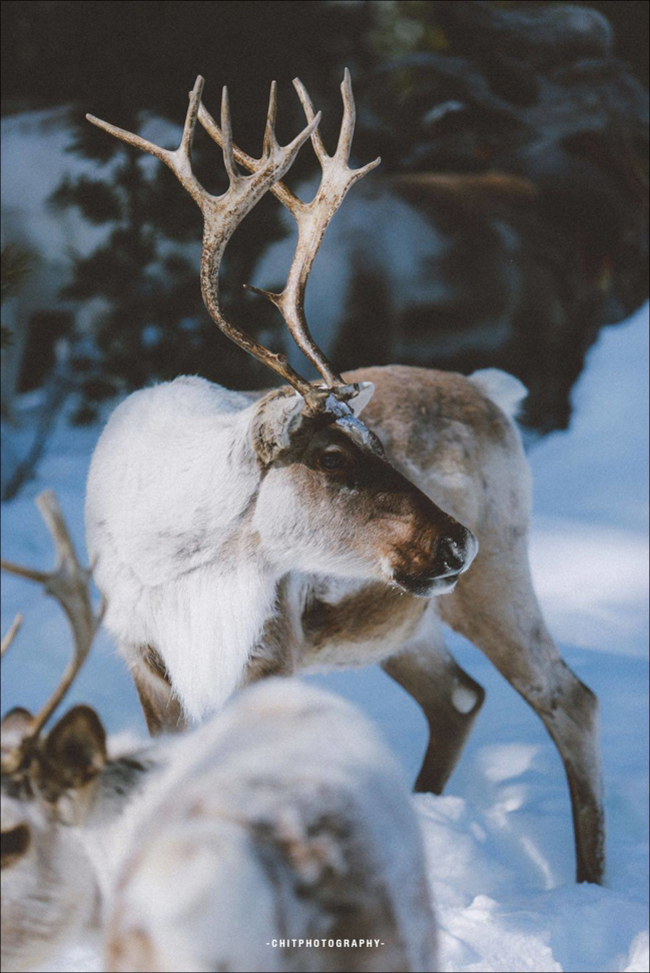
[[292, 77, 330, 166], [198, 69, 381, 397], [219, 87, 239, 186], [336, 68, 356, 162], [198, 92, 302, 214], [1, 491, 103, 771], [88, 78, 323, 403], [262, 81, 278, 157], [87, 76, 209, 212], [1, 614, 23, 658], [333, 68, 384, 179]]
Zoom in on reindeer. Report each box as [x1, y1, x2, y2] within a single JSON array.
[[84, 72, 604, 885], [1, 493, 438, 973], [106, 677, 438, 973], [0, 491, 157, 972]]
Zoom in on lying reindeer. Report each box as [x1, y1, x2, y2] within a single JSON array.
[[1, 491, 151, 972], [1, 492, 438, 973], [106, 678, 438, 973], [84, 72, 603, 884]]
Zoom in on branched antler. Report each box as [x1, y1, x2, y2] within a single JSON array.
[[198, 68, 381, 398], [1, 490, 103, 773], [87, 77, 323, 404], [87, 72, 379, 414]]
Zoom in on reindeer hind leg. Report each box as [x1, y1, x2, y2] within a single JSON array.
[[382, 619, 485, 795]]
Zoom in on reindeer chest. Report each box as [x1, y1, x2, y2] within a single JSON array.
[[296, 580, 428, 670], [248, 579, 427, 680]]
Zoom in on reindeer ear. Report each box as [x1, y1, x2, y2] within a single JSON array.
[[42, 705, 106, 790], [1, 707, 34, 763], [348, 381, 375, 418], [250, 389, 307, 465], [1, 822, 31, 870]]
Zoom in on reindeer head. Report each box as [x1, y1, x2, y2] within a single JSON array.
[[1, 706, 105, 973], [1, 493, 105, 972], [247, 384, 475, 593], [87, 71, 478, 596]]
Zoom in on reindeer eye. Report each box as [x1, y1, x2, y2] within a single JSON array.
[[317, 447, 348, 471], [1, 824, 31, 868]]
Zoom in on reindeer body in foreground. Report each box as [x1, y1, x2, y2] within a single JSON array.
[[84, 73, 603, 884], [4, 690, 436, 973], [107, 679, 438, 973], [1, 498, 437, 972]]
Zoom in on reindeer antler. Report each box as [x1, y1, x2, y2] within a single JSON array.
[[87, 72, 379, 414], [1, 614, 23, 658], [1, 490, 103, 774], [198, 68, 381, 400], [87, 76, 327, 407]]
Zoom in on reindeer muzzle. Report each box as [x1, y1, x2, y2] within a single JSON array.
[[392, 524, 478, 597]]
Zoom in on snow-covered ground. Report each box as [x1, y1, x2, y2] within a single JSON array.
[[1, 305, 648, 973]]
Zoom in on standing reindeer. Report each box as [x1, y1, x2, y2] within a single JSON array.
[[85, 72, 604, 884], [1, 493, 438, 973]]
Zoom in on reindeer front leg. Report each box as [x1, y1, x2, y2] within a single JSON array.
[[440, 544, 604, 885], [382, 625, 485, 795], [128, 646, 188, 736]]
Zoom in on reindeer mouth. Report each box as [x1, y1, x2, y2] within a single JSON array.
[[392, 570, 461, 598]]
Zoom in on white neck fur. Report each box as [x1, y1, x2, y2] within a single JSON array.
[[87, 379, 282, 723]]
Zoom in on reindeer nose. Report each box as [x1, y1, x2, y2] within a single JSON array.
[[391, 523, 478, 597], [439, 525, 478, 574]]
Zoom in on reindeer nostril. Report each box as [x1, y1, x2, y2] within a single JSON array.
[[438, 536, 467, 573]]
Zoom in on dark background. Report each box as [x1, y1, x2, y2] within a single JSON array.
[[1, 1, 648, 465]]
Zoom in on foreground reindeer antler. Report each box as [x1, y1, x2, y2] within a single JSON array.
[[87, 72, 379, 414], [1, 490, 103, 774]]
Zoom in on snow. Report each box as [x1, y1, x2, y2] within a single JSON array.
[[1, 304, 648, 973]]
